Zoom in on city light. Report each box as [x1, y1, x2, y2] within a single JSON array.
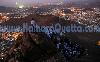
[[19, 5, 24, 8], [0, 1, 100, 61], [96, 41, 100, 46]]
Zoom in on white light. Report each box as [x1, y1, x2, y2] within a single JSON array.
[[16, 2, 18, 5], [62, 13, 66, 16], [2, 58, 3, 59], [7, 17, 9, 18], [7, 13, 10, 15], [19, 5, 24, 9]]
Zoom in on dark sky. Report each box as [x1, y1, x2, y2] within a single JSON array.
[[0, 0, 63, 7], [0, 0, 99, 7]]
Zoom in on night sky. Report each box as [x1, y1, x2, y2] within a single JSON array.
[[0, 0, 64, 7], [0, 0, 99, 7]]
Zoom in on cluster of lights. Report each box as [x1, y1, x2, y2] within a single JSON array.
[[48, 33, 86, 61], [6, 8, 32, 19], [0, 32, 22, 60], [58, 7, 100, 27], [0, 15, 10, 23], [1, 32, 22, 41]]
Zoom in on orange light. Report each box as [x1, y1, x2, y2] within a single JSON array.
[[62, 13, 66, 16], [0, 16, 2, 20], [97, 41, 100, 46], [1, 32, 23, 41], [2, 16, 7, 19]]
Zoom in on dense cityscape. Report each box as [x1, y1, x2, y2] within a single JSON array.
[[0, 0, 100, 62], [0, 6, 100, 26]]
